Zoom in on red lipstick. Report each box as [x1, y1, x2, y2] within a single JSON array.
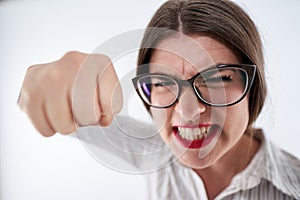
[[172, 124, 218, 149]]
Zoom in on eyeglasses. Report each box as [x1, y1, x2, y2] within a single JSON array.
[[132, 64, 256, 108]]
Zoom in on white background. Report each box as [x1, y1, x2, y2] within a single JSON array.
[[1, 0, 299, 199]]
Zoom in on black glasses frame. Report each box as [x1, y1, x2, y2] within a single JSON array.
[[132, 64, 256, 108]]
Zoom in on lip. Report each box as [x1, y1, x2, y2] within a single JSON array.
[[172, 124, 219, 149]]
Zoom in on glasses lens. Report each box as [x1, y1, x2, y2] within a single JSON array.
[[137, 75, 178, 107], [194, 67, 248, 105]]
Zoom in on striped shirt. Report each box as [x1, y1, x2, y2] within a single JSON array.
[[77, 116, 300, 199], [146, 129, 300, 199]]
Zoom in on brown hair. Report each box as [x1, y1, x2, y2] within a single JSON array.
[[137, 0, 267, 128]]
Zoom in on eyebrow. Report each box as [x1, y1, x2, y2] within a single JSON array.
[[149, 71, 180, 78]]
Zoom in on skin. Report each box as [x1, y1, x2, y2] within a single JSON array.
[[149, 35, 260, 199], [18, 51, 123, 136]]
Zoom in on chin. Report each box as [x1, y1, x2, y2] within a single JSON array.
[[166, 133, 219, 169], [176, 146, 219, 169]]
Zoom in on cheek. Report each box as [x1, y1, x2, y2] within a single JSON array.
[[223, 98, 249, 136], [150, 107, 173, 140]]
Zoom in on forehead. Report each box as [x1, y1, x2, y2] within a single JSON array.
[[149, 35, 240, 78]]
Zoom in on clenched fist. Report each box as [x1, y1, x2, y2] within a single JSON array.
[[18, 51, 123, 137]]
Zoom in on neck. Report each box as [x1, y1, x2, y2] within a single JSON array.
[[193, 133, 260, 200]]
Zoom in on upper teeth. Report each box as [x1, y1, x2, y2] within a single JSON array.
[[178, 127, 211, 140]]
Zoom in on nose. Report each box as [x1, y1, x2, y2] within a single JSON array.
[[174, 87, 206, 122]]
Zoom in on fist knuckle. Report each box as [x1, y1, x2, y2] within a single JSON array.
[[26, 64, 39, 73], [90, 54, 112, 71], [20, 91, 38, 110], [99, 54, 112, 63], [62, 51, 82, 59], [100, 55, 113, 70], [61, 51, 86, 67]]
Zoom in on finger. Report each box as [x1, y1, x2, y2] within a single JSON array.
[[26, 101, 56, 137], [97, 62, 123, 126], [44, 89, 76, 135], [72, 54, 107, 126], [18, 85, 56, 137]]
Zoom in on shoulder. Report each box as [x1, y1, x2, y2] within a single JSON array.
[[224, 129, 300, 199], [259, 130, 300, 199]]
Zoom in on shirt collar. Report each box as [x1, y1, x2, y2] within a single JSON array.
[[223, 129, 300, 199]]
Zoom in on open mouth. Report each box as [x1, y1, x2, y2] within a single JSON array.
[[172, 125, 219, 149]]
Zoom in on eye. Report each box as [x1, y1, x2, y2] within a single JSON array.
[[154, 81, 176, 87], [195, 71, 234, 89], [150, 76, 178, 94], [151, 76, 176, 87], [204, 75, 232, 83]]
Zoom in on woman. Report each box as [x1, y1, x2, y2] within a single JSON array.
[[18, 0, 300, 199]]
